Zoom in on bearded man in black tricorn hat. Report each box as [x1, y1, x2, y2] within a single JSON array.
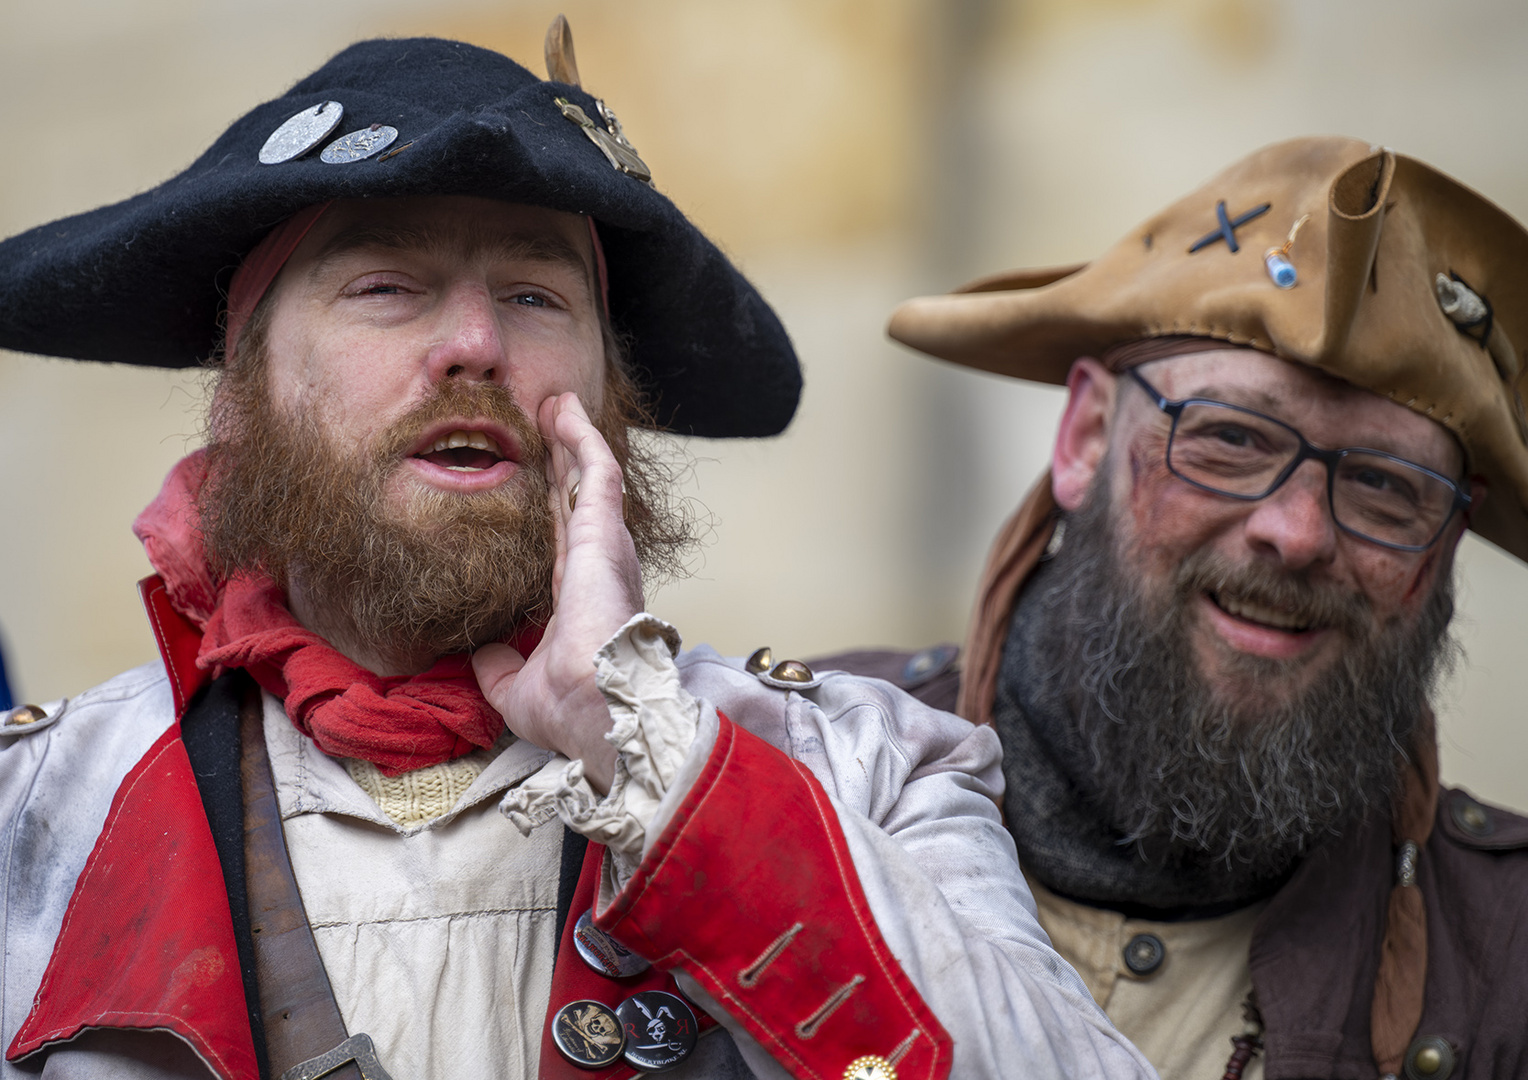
[[822, 137, 1528, 1080], [0, 20, 1154, 1080]]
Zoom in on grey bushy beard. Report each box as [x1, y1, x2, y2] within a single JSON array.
[[1024, 477, 1458, 876], [200, 347, 696, 670]]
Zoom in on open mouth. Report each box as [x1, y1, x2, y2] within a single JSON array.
[[412, 429, 508, 472], [1208, 590, 1315, 634]]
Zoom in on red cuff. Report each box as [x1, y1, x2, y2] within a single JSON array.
[[596, 711, 952, 1080]]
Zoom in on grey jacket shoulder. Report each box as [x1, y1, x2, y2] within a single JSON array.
[[805, 644, 961, 714], [676, 644, 1001, 824], [1, 663, 178, 1078]]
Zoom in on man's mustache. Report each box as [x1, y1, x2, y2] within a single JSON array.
[[369, 380, 548, 472], [1172, 549, 1373, 640]]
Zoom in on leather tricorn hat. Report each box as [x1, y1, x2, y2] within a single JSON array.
[[889, 136, 1528, 562], [0, 31, 800, 439]]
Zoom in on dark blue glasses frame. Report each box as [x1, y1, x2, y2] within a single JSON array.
[[1128, 367, 1471, 552]]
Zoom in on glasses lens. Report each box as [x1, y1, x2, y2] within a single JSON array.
[[1168, 402, 1301, 496], [1332, 451, 1458, 548]]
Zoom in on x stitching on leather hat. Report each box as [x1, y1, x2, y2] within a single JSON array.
[[889, 136, 1528, 562], [0, 28, 800, 440]]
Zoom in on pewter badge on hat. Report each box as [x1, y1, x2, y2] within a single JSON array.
[[259, 101, 345, 165], [1435, 272, 1494, 344], [321, 124, 400, 164], [556, 97, 653, 184]]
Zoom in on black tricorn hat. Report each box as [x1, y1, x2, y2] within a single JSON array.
[[0, 30, 800, 439]]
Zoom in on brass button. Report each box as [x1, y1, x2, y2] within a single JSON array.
[[1123, 932, 1165, 976], [745, 647, 773, 675], [1403, 1036, 1455, 1080], [1451, 795, 1494, 838], [769, 660, 815, 684], [6, 704, 46, 726]]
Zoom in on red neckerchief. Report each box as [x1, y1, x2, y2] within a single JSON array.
[[135, 451, 538, 776]]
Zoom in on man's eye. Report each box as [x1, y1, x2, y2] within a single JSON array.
[[511, 292, 550, 307], [1210, 425, 1255, 448], [1351, 466, 1402, 493], [359, 283, 404, 295]]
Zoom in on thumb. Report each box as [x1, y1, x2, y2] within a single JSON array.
[[472, 642, 528, 710]]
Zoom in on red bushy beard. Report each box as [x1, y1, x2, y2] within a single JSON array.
[[199, 323, 694, 673]]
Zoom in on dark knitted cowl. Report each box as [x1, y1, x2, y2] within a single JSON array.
[[992, 556, 1293, 918]]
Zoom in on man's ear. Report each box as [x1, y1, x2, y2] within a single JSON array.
[[1452, 476, 1489, 553], [1052, 357, 1117, 512]]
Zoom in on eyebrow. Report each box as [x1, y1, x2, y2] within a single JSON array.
[[1170, 380, 1465, 473], [1174, 382, 1287, 413], [306, 220, 593, 287]]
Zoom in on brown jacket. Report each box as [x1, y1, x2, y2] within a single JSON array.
[[815, 481, 1528, 1080]]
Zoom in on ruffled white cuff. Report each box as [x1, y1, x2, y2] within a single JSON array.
[[498, 613, 707, 885]]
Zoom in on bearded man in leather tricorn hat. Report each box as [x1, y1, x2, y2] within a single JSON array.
[[828, 137, 1528, 1080], [0, 18, 1159, 1080]]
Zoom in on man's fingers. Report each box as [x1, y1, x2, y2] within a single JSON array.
[[540, 392, 622, 521]]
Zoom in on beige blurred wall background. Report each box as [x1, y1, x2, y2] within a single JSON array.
[[2, 0, 1526, 808]]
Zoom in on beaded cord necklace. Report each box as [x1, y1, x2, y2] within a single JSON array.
[[1221, 993, 1265, 1080]]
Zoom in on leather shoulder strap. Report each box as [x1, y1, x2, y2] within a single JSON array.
[[182, 672, 269, 1077], [240, 684, 362, 1080]]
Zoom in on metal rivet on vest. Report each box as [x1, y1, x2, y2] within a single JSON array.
[[1403, 1036, 1456, 1080], [1122, 932, 1165, 976], [6, 704, 46, 726], [551, 999, 625, 1068], [902, 644, 958, 686], [320, 124, 400, 164], [573, 908, 650, 978], [258, 101, 345, 165], [745, 646, 773, 674], [1451, 795, 1494, 838], [770, 659, 815, 684], [616, 990, 697, 1071]]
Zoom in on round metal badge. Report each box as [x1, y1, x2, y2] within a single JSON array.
[[551, 999, 625, 1069], [616, 991, 698, 1072], [844, 1055, 898, 1080], [574, 909, 651, 978], [258, 101, 345, 165], [320, 124, 399, 164]]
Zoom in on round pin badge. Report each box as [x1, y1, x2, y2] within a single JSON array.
[[616, 991, 698, 1072], [574, 909, 651, 978], [258, 101, 345, 165], [844, 1055, 898, 1080], [551, 999, 626, 1069], [320, 124, 400, 164]]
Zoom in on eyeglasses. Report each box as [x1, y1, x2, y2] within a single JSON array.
[[1128, 368, 1471, 552]]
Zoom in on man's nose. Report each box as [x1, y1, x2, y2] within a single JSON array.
[[423, 284, 508, 384], [1241, 460, 1338, 570]]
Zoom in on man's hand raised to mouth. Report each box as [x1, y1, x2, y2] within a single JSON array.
[[472, 392, 643, 793]]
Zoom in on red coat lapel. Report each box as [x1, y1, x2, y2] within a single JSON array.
[[6, 578, 256, 1079]]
